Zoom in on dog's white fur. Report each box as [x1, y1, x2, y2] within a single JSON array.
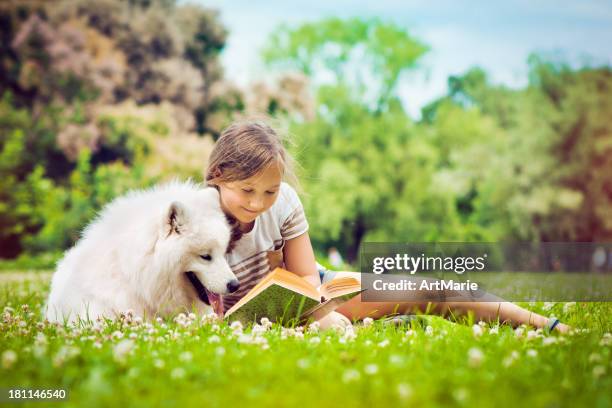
[[45, 181, 237, 323]]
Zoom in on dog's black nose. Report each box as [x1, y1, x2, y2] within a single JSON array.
[[227, 279, 240, 293]]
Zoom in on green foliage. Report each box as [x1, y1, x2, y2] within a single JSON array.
[[265, 19, 612, 261], [0, 96, 55, 257], [25, 150, 150, 253], [264, 17, 428, 111], [0, 0, 226, 259], [268, 19, 498, 260]]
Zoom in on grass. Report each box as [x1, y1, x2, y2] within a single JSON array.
[[0, 271, 610, 408]]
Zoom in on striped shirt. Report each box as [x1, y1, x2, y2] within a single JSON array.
[[222, 182, 309, 310]]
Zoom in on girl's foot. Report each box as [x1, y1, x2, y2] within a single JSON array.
[[555, 322, 571, 334], [317, 311, 352, 331]]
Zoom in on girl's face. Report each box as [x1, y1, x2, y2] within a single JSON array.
[[217, 163, 282, 227]]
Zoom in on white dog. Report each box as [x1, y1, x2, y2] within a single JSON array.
[[45, 181, 239, 323]]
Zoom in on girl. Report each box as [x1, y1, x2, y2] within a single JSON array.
[[206, 120, 570, 333]]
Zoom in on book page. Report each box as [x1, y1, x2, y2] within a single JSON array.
[[320, 276, 361, 299]]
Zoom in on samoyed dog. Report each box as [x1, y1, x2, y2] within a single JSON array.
[[45, 181, 240, 323]]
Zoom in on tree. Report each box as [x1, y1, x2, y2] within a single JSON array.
[[264, 18, 442, 261]]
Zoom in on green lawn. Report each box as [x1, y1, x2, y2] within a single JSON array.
[[0, 272, 610, 407]]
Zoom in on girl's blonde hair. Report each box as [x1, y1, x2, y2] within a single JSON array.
[[206, 119, 297, 188], [206, 120, 299, 247]]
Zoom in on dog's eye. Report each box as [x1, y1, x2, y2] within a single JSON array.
[[200, 254, 212, 261]]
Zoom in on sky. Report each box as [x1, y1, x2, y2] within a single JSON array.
[[188, 0, 612, 118]]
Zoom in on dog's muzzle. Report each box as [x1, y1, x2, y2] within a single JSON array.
[[185, 272, 224, 317]]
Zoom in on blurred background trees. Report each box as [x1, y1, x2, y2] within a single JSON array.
[[0, 2, 610, 265]]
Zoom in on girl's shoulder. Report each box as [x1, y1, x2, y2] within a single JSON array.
[[275, 182, 302, 211]]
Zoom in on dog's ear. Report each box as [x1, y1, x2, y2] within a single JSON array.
[[166, 201, 188, 236]]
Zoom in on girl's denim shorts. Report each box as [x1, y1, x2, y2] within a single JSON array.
[[317, 262, 337, 284]]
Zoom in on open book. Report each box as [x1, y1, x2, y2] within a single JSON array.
[[224, 268, 363, 324]]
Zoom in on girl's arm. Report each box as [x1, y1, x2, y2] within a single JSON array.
[[283, 232, 352, 330], [283, 232, 321, 288]]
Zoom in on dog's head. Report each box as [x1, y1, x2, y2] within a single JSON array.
[[159, 187, 239, 315]]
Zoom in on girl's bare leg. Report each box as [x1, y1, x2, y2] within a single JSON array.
[[332, 272, 570, 333]]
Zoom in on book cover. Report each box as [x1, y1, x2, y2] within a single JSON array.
[[224, 268, 362, 324]]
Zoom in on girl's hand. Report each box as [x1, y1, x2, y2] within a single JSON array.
[[316, 311, 352, 331]]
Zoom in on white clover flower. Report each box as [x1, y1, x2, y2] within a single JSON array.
[[251, 324, 267, 337], [111, 330, 124, 340], [34, 332, 48, 345], [543, 302, 555, 311], [200, 313, 218, 325], [503, 350, 519, 367], [472, 324, 483, 338], [281, 327, 295, 339], [309, 337, 321, 345], [405, 329, 415, 337], [260, 317, 272, 329], [468, 347, 484, 368], [593, 365, 606, 378], [397, 383, 412, 399], [542, 337, 558, 346], [342, 369, 360, 383], [514, 327, 525, 338], [454, 388, 469, 402], [342, 326, 357, 342], [364, 364, 379, 375], [425, 326, 434, 336], [188, 313, 196, 320], [563, 302, 576, 314], [230, 321, 243, 334], [378, 339, 390, 348], [154, 359, 165, 369], [113, 340, 134, 363], [599, 333, 611, 347], [2, 350, 17, 369], [526, 349, 538, 358], [171, 367, 186, 379], [389, 354, 404, 365], [52, 346, 72, 368], [129, 332, 138, 340], [489, 325, 499, 335], [527, 330, 538, 341], [179, 352, 193, 363], [362, 317, 374, 327], [478, 320, 486, 327], [296, 358, 310, 369], [589, 353, 602, 363], [33, 344, 47, 358], [307, 321, 320, 334], [237, 334, 253, 344]]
